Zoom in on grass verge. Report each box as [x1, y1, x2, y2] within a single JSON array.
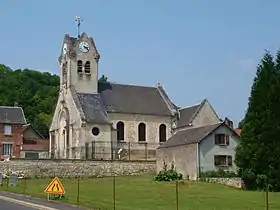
[[0, 175, 279, 210]]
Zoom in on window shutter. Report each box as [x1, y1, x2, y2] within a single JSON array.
[[228, 156, 232, 166], [225, 135, 230, 145], [215, 135, 219, 145]]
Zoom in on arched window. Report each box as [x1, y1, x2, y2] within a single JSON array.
[[138, 123, 146, 142], [85, 61, 91, 74], [117, 121, 125, 141], [159, 124, 166, 142], [77, 60, 83, 73]]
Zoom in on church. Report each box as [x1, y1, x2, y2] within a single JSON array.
[[49, 31, 222, 160]]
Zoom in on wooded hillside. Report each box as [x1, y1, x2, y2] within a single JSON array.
[[0, 64, 108, 138]]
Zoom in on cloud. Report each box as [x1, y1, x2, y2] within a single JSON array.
[[237, 58, 256, 71]]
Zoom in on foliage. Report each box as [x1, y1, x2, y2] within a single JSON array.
[[0, 64, 108, 138], [200, 169, 238, 178], [235, 50, 280, 191], [154, 161, 183, 181], [238, 118, 244, 129]]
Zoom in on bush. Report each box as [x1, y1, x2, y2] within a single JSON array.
[[154, 161, 183, 182], [200, 169, 238, 178]]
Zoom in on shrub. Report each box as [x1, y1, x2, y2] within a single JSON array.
[[154, 161, 183, 182], [200, 169, 238, 178]]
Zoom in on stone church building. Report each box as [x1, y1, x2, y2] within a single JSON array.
[[49, 32, 221, 160]]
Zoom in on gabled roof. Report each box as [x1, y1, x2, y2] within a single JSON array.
[[73, 82, 174, 123], [177, 103, 201, 128], [177, 99, 220, 128], [98, 82, 173, 116], [23, 124, 45, 139], [76, 93, 111, 124], [0, 106, 27, 124], [158, 122, 239, 149]]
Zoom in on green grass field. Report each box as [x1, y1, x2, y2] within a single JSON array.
[[0, 175, 279, 210]]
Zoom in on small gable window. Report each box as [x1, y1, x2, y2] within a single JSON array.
[[159, 124, 166, 142], [85, 61, 91, 74], [138, 123, 146, 142], [215, 134, 230, 145], [77, 60, 83, 73]]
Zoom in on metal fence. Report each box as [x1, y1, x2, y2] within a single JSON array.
[[84, 141, 159, 161], [49, 141, 160, 161]]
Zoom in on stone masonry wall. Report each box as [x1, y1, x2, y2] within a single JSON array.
[[0, 159, 156, 178], [200, 177, 242, 188]]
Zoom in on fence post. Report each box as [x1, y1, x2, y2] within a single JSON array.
[[85, 143, 89, 160], [176, 180, 179, 210], [113, 176, 116, 210], [266, 185, 269, 210], [145, 143, 148, 161], [128, 142, 131, 161], [77, 177, 80, 205], [91, 141, 94, 160]]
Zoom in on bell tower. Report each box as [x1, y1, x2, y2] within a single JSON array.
[[58, 16, 100, 94]]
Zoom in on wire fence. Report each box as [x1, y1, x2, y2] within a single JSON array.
[[52, 141, 160, 161], [0, 175, 279, 210]]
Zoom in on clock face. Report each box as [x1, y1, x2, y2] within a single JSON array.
[[79, 41, 90, 53], [63, 43, 67, 55]]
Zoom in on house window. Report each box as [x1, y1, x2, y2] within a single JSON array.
[[159, 124, 166, 142], [85, 61, 91, 74], [138, 123, 146, 142], [116, 121, 125, 141], [2, 144, 13, 156], [215, 134, 229, 145], [4, 125, 12, 135], [214, 155, 233, 166], [77, 60, 83, 73]]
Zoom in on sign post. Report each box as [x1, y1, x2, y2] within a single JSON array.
[[44, 177, 65, 200]]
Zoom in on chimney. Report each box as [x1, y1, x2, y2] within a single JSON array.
[[224, 117, 233, 129], [14, 102, 18, 107]]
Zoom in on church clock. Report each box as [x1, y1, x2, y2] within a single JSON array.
[[79, 41, 90, 53]]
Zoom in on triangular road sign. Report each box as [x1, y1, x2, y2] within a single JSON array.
[[44, 177, 65, 194]]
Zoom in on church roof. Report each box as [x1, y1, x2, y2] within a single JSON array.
[[73, 82, 174, 123], [158, 123, 223, 149], [76, 93, 111, 124], [0, 106, 27, 124], [177, 102, 203, 128]]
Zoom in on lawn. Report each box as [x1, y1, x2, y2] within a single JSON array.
[[0, 175, 279, 210]]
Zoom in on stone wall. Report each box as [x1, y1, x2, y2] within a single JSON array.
[[0, 159, 156, 178], [200, 177, 242, 188]]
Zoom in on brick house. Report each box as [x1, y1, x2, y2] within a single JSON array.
[[0, 106, 49, 159], [0, 106, 27, 159]]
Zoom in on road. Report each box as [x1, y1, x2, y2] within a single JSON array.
[[0, 199, 37, 210], [0, 191, 83, 210]]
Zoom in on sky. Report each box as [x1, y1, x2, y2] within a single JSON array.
[[1, 0, 280, 127]]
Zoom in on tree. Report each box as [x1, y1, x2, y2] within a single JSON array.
[[238, 118, 244, 129], [98, 74, 108, 83], [0, 64, 109, 138], [235, 51, 280, 191]]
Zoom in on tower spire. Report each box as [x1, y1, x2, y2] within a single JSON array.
[[75, 16, 83, 38]]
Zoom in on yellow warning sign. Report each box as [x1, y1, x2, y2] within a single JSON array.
[[44, 177, 65, 195]]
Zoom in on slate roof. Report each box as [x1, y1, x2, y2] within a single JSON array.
[[177, 103, 202, 128], [74, 82, 174, 123], [158, 123, 222, 149], [76, 93, 110, 124], [0, 106, 27, 124]]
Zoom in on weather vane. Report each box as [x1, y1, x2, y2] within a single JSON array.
[[75, 16, 83, 38]]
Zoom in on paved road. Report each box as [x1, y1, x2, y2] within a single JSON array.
[[0, 199, 38, 209], [0, 191, 84, 210]]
